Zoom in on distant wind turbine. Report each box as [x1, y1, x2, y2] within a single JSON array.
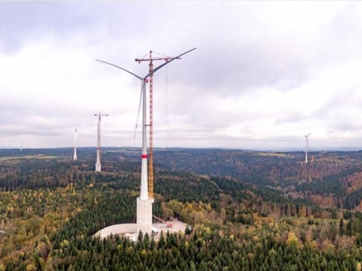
[[305, 133, 311, 164], [73, 128, 78, 161]]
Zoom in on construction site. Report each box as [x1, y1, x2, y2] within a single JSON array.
[[94, 216, 189, 241], [95, 48, 196, 241]]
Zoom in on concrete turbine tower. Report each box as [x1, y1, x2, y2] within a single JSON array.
[[96, 48, 196, 235], [94, 112, 109, 172], [73, 128, 78, 161]]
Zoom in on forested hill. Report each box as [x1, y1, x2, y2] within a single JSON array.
[[1, 147, 362, 270], [2, 147, 362, 210], [153, 148, 362, 210]]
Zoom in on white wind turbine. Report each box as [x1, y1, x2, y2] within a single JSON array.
[[305, 133, 311, 164], [73, 128, 78, 161], [96, 48, 196, 235]]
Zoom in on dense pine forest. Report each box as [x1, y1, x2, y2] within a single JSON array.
[[1, 147, 362, 270]]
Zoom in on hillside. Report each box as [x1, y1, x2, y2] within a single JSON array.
[[0, 148, 362, 270], [153, 148, 362, 210]]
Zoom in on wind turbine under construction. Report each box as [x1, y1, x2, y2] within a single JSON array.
[[96, 48, 196, 235], [305, 133, 311, 164]]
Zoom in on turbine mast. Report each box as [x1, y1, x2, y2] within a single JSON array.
[[73, 128, 78, 161], [140, 81, 149, 200], [94, 112, 109, 172]]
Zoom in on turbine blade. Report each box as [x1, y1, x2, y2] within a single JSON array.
[[305, 133, 311, 148], [144, 47, 197, 78], [134, 82, 144, 139], [95, 59, 143, 80]]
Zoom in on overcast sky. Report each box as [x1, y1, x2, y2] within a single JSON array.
[[1, 1, 362, 150]]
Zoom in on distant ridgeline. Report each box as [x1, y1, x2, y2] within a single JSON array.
[[1, 147, 362, 209]]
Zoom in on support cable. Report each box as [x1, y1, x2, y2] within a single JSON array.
[[165, 65, 168, 153]]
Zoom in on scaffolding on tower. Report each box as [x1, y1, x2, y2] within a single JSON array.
[[135, 51, 180, 198]]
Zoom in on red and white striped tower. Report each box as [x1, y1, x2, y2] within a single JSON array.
[[137, 80, 153, 234]]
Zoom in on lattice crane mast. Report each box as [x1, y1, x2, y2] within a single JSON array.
[[135, 51, 180, 198]]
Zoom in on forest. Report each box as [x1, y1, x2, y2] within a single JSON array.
[[1, 147, 362, 270]]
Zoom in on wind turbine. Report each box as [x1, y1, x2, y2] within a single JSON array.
[[73, 128, 78, 161], [96, 47, 196, 234], [305, 133, 311, 164]]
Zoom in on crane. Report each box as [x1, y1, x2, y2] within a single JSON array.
[[152, 215, 173, 228], [135, 51, 181, 198]]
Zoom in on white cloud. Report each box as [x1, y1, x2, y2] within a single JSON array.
[[0, 2, 362, 150]]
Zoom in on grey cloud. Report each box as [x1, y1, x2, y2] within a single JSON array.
[[1, 2, 362, 149], [275, 112, 305, 125], [0, 3, 94, 52]]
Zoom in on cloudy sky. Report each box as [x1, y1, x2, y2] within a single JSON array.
[[1, 1, 362, 150]]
